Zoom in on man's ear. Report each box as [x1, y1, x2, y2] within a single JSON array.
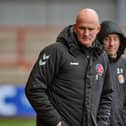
[[97, 25, 101, 34]]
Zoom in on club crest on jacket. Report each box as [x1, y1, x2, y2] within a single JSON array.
[[96, 64, 104, 76]]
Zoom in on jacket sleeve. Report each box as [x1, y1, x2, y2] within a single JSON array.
[[122, 83, 126, 125], [122, 106, 126, 125], [25, 44, 62, 126], [96, 57, 113, 126]]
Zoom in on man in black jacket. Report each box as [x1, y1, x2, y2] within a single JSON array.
[[98, 20, 126, 126], [25, 8, 112, 126]]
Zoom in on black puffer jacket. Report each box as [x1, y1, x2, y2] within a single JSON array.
[[25, 25, 112, 126], [98, 21, 126, 126]]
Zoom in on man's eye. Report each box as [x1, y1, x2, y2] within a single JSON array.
[[104, 38, 109, 41], [79, 27, 84, 30], [114, 38, 120, 42], [88, 28, 94, 31]]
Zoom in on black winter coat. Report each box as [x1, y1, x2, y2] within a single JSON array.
[[98, 21, 126, 126], [110, 58, 126, 126], [25, 25, 112, 126]]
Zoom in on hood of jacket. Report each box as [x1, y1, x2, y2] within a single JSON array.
[[97, 21, 126, 61], [56, 25, 103, 58]]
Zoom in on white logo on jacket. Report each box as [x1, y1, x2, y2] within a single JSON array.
[[70, 62, 79, 65], [39, 53, 50, 66]]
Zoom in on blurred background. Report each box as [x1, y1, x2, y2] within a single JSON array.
[[0, 0, 126, 126]]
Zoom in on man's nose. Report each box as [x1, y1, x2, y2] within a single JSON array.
[[109, 40, 115, 45], [84, 29, 89, 36]]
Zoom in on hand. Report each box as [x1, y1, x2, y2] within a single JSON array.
[[56, 121, 62, 126]]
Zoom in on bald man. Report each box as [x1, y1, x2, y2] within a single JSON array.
[[25, 8, 112, 126], [74, 8, 100, 47]]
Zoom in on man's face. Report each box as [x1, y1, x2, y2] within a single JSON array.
[[74, 20, 100, 47], [103, 34, 120, 57]]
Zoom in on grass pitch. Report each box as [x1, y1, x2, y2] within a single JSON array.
[[0, 118, 35, 126]]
